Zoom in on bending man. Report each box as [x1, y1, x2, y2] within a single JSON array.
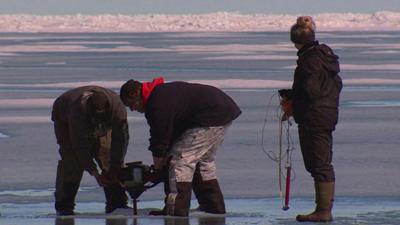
[[120, 77, 241, 216], [52, 86, 129, 215]]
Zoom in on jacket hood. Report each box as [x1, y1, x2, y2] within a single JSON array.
[[142, 76, 164, 105], [299, 41, 340, 74]]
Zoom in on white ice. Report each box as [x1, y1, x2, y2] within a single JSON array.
[[341, 64, 400, 71], [0, 132, 9, 138], [0, 98, 54, 108], [203, 55, 297, 60], [0, 11, 399, 32], [0, 116, 144, 124]]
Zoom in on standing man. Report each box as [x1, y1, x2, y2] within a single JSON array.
[[120, 77, 241, 216], [52, 86, 130, 215], [281, 16, 342, 222]]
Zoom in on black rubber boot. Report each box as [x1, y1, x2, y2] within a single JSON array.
[[148, 206, 167, 216], [55, 181, 79, 216], [149, 177, 170, 216], [54, 160, 82, 215], [55, 217, 75, 225], [193, 179, 226, 214], [104, 185, 129, 213], [56, 209, 76, 216], [193, 167, 226, 214], [296, 182, 334, 222], [167, 182, 192, 216]]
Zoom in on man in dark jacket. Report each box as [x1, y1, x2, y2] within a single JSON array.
[[120, 77, 241, 216], [280, 16, 342, 222], [52, 86, 130, 215]]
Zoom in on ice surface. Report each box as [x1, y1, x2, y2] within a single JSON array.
[[0, 187, 99, 197], [0, 116, 51, 123], [0, 98, 54, 108], [347, 100, 400, 107], [203, 55, 297, 60], [1, 78, 400, 91], [342, 64, 400, 71], [330, 43, 400, 49], [0, 44, 173, 53], [0, 132, 9, 138], [0, 11, 399, 32], [0, 116, 144, 124], [1, 31, 400, 225], [0, 188, 56, 197], [1, 197, 400, 225]]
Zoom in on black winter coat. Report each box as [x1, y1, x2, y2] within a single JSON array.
[[144, 82, 241, 157], [290, 41, 342, 130]]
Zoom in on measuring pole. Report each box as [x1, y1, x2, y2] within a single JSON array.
[[283, 164, 291, 210]]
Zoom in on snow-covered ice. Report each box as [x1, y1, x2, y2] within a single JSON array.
[[0, 11, 399, 32]]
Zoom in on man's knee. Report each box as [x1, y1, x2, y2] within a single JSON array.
[[311, 165, 335, 182]]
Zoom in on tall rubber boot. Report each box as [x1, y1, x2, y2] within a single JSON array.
[[55, 217, 75, 225], [167, 182, 192, 216], [193, 178, 226, 214], [54, 160, 83, 215], [104, 185, 129, 213], [54, 181, 80, 215], [296, 182, 334, 222], [149, 176, 170, 216], [198, 217, 226, 225]]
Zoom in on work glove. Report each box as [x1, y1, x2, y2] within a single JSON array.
[[92, 171, 111, 187], [147, 165, 168, 184], [91, 169, 119, 187], [278, 89, 293, 121], [101, 166, 122, 186], [152, 156, 168, 171], [280, 98, 293, 121]]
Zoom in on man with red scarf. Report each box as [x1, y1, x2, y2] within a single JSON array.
[[119, 77, 241, 216]]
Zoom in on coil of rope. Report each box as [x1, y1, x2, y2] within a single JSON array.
[[261, 92, 295, 210]]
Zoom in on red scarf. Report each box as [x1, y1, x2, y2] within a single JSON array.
[[142, 76, 164, 105]]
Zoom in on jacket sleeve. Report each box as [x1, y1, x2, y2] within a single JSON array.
[[68, 114, 97, 174], [146, 106, 174, 157], [278, 89, 293, 99], [110, 119, 129, 167]]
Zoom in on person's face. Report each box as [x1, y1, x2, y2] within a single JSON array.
[[123, 94, 145, 113]]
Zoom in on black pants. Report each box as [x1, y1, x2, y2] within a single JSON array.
[[298, 124, 335, 182]]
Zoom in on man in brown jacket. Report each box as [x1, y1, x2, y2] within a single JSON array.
[[52, 86, 129, 215]]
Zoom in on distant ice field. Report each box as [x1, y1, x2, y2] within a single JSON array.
[[0, 11, 400, 32]]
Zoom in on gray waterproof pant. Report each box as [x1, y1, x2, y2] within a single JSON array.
[[166, 125, 229, 215]]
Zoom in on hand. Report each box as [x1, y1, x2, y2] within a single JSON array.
[[92, 171, 106, 187], [92, 170, 118, 187], [280, 98, 293, 121], [153, 156, 167, 171], [102, 167, 121, 185], [147, 165, 168, 184]]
